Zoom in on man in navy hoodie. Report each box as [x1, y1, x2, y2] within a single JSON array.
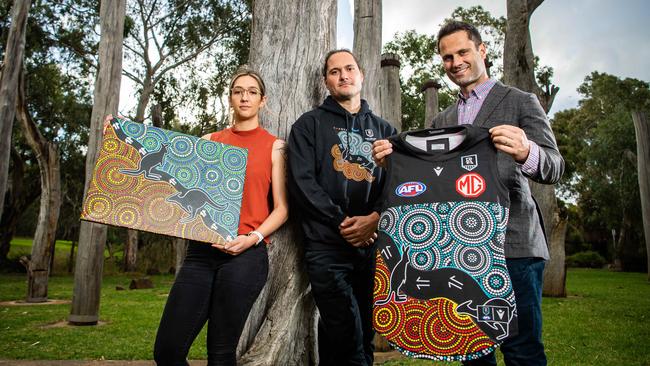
[[288, 49, 397, 365]]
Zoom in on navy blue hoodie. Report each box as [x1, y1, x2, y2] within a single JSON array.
[[288, 96, 397, 247]]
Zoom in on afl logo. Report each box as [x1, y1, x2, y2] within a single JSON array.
[[396, 181, 426, 197]]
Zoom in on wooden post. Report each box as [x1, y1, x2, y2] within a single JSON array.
[[238, 1, 335, 364], [421, 80, 441, 127], [353, 0, 382, 116], [380, 53, 401, 132], [69, 0, 126, 325], [0, 0, 31, 220], [632, 111, 650, 281]]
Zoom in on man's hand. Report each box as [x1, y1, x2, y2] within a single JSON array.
[[212, 234, 257, 255], [372, 139, 393, 168], [340, 212, 380, 248], [489, 125, 531, 163]]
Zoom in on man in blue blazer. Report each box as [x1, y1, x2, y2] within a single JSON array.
[[373, 20, 564, 365]]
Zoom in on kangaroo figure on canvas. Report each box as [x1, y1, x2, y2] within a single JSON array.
[[120, 143, 169, 181], [166, 188, 228, 224]]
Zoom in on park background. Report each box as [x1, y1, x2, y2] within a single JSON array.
[[1, 0, 649, 364]]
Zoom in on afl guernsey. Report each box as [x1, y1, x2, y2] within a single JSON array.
[[372, 125, 517, 361]]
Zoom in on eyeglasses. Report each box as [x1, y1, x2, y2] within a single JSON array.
[[231, 87, 262, 98]]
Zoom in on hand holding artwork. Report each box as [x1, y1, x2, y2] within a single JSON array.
[[102, 114, 113, 134], [212, 234, 257, 255], [489, 125, 531, 163], [340, 212, 380, 247], [372, 139, 393, 168]]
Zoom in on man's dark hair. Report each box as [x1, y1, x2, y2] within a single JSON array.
[[437, 20, 483, 52], [322, 49, 363, 77]]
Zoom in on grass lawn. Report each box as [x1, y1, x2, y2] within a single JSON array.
[[7, 237, 125, 275], [1, 265, 649, 364], [0, 273, 208, 360]]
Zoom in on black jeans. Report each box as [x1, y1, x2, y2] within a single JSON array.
[[154, 242, 268, 366], [305, 244, 376, 366]]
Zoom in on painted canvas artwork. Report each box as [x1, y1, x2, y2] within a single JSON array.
[[80, 117, 247, 245]]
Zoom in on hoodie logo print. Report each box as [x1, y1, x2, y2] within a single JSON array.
[[331, 130, 376, 182]]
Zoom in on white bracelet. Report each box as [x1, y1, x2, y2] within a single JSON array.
[[248, 230, 264, 245]]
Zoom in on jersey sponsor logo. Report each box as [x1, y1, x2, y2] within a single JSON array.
[[396, 181, 427, 197], [456, 172, 486, 198], [365, 128, 374, 138], [434, 166, 444, 176], [461, 154, 478, 171]]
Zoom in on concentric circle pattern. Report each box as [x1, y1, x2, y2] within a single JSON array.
[[447, 202, 496, 246], [374, 201, 511, 361], [80, 118, 247, 244], [374, 255, 497, 361]]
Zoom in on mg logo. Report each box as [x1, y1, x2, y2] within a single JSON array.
[[396, 181, 426, 197], [456, 173, 486, 198]]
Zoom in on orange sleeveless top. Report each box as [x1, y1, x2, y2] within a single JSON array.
[[210, 126, 277, 242]]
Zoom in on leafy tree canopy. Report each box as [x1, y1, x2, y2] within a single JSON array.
[[553, 72, 649, 270]]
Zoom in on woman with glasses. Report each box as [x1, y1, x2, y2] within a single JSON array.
[[154, 66, 288, 366]]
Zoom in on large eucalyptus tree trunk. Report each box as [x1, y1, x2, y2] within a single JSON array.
[[235, 1, 336, 364], [0, 0, 31, 220], [503, 0, 557, 113], [503, 0, 566, 297], [69, 0, 126, 325], [631, 111, 650, 280], [353, 0, 382, 116], [17, 70, 62, 302]]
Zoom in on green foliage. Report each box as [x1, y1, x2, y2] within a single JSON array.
[[566, 251, 608, 268], [1, 0, 95, 242], [123, 0, 251, 129], [553, 72, 649, 271]]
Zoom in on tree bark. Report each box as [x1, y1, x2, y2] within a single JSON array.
[[0, 147, 27, 263], [353, 0, 382, 116], [503, 0, 557, 114], [69, 0, 126, 325], [0, 0, 31, 220], [237, 1, 336, 364], [542, 211, 567, 296], [503, 0, 566, 296], [380, 53, 401, 132], [16, 70, 62, 302], [631, 111, 650, 280]]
